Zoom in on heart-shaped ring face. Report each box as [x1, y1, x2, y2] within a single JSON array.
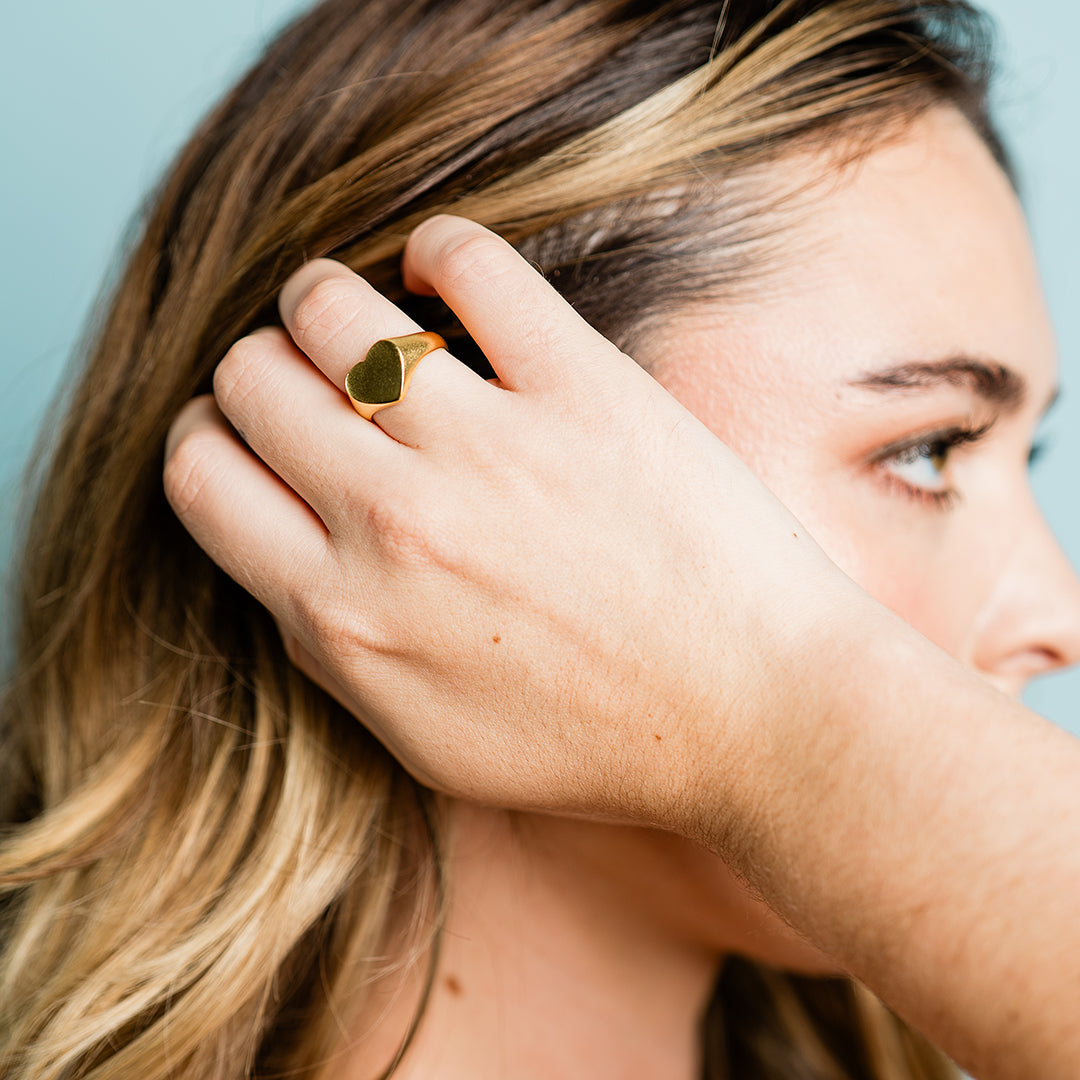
[[345, 332, 447, 419]]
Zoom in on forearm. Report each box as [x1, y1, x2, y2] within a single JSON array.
[[688, 599, 1080, 1079]]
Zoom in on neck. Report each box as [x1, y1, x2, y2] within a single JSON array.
[[341, 804, 722, 1080]]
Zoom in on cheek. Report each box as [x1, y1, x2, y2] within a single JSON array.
[[661, 402, 979, 657], [650, 351, 1002, 663], [791, 496, 997, 663], [715, 436, 993, 662]]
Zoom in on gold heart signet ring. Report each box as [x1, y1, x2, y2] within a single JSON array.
[[345, 331, 447, 420]]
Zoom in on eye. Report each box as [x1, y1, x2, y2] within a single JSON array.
[[874, 420, 995, 508], [883, 439, 951, 494]]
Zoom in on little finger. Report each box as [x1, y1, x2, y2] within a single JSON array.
[[164, 394, 333, 623]]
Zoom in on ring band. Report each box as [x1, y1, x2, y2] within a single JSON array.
[[345, 331, 447, 420]]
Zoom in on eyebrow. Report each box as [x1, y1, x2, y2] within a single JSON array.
[[850, 357, 1029, 412]]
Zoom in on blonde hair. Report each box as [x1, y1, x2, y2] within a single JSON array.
[[1, 1, 1002, 1076]]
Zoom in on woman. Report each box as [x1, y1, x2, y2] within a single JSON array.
[[3, 1, 1077, 1077]]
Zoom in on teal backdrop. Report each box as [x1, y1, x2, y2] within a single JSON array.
[[3, 1, 1078, 730]]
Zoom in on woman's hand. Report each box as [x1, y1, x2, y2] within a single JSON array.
[[165, 215, 1080, 1078], [163, 215, 842, 835]]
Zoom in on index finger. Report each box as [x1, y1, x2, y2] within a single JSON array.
[[402, 216, 640, 393]]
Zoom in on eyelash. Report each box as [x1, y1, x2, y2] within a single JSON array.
[[873, 420, 996, 509]]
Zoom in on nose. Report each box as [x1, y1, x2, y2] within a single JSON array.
[[972, 502, 1080, 698]]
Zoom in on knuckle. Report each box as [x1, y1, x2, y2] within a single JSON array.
[[434, 231, 512, 294], [364, 496, 436, 567], [290, 577, 377, 663], [288, 274, 359, 353], [272, 543, 370, 657], [162, 428, 224, 520], [360, 492, 459, 573], [213, 334, 271, 416], [301, 600, 366, 659]]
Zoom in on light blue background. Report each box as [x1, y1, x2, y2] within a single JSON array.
[[3, 1, 1078, 730]]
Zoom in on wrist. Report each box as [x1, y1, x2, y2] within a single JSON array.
[[639, 536, 876, 856]]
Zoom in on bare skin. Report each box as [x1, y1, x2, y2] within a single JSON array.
[[165, 110, 1080, 1079]]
